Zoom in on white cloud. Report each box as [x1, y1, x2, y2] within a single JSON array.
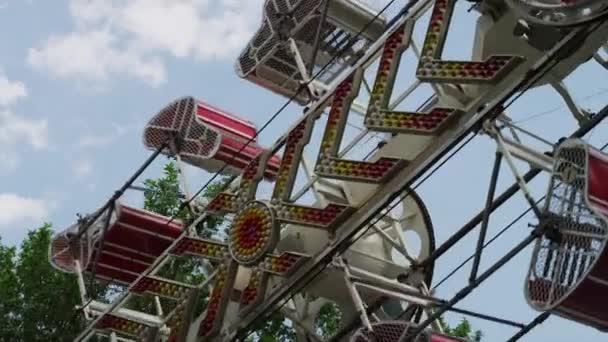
[[28, 30, 166, 87], [72, 159, 93, 179], [0, 193, 51, 228], [0, 73, 49, 174], [0, 152, 19, 173], [0, 109, 49, 150], [77, 122, 128, 148], [28, 0, 264, 87], [0, 71, 27, 106]]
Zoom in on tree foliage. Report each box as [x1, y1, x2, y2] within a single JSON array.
[[143, 162, 229, 238], [0, 225, 85, 341], [315, 303, 343, 338], [143, 162, 187, 219], [0, 238, 20, 340], [250, 312, 297, 342], [439, 317, 483, 342]]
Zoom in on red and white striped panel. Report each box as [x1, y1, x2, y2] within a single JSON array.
[[85, 205, 183, 284], [143, 96, 280, 179], [196, 101, 258, 143], [50, 203, 184, 284], [587, 147, 608, 216]]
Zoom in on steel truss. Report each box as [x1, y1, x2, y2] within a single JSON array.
[[64, 0, 608, 341], [227, 14, 608, 342]]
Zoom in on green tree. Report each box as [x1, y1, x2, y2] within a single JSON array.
[[0, 238, 20, 340], [142, 162, 229, 238], [143, 162, 188, 219], [253, 312, 297, 341], [315, 303, 343, 338], [0, 224, 86, 341], [0, 162, 232, 341], [439, 317, 483, 342]]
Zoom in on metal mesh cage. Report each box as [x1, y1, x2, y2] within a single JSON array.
[[351, 321, 432, 342], [526, 139, 608, 311], [235, 0, 381, 104], [49, 224, 90, 273], [142, 96, 222, 170], [49, 208, 115, 274], [506, 0, 608, 27]]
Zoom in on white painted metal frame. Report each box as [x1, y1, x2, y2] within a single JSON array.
[[72, 0, 608, 339], [75, 212, 214, 341], [226, 16, 608, 342]]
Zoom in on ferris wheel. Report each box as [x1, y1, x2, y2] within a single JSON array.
[[48, 0, 608, 341]]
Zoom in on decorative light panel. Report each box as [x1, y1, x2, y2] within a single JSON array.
[[171, 237, 228, 261], [131, 276, 193, 300], [364, 23, 462, 134], [261, 252, 308, 276], [367, 24, 409, 115], [198, 262, 237, 337], [367, 107, 459, 134], [275, 203, 352, 228], [316, 72, 407, 183], [270, 117, 354, 228], [238, 268, 266, 311], [272, 121, 309, 201], [166, 300, 189, 342], [416, 0, 523, 83], [206, 154, 268, 215], [95, 314, 151, 338], [236, 250, 308, 314]]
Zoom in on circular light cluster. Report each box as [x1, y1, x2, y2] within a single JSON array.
[[171, 237, 227, 260], [228, 201, 277, 265], [506, 0, 608, 26]]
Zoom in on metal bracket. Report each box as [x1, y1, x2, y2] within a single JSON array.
[[593, 42, 608, 70], [486, 122, 543, 218], [289, 38, 325, 100], [492, 118, 555, 173], [469, 151, 502, 283], [338, 257, 375, 332], [594, 52, 608, 69], [549, 78, 592, 125], [74, 259, 91, 320]]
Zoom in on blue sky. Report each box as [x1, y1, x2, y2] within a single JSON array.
[[1, 0, 608, 341]]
